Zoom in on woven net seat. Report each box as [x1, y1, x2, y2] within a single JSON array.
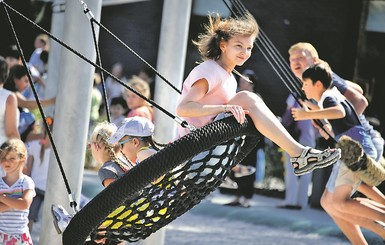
[[63, 115, 262, 244]]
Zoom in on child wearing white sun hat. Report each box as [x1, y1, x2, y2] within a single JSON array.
[[107, 116, 158, 166]]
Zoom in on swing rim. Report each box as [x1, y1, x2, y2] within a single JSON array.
[[63, 115, 261, 245]]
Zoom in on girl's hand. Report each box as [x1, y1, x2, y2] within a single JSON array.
[[225, 104, 249, 124]]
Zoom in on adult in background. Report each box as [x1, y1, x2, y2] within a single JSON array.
[[279, 94, 315, 210]]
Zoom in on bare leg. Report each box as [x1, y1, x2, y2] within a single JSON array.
[[326, 185, 385, 241], [229, 91, 303, 157], [333, 185, 385, 223], [321, 189, 368, 244], [358, 183, 385, 205]]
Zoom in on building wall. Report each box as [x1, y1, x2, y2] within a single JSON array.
[[99, 0, 163, 77]]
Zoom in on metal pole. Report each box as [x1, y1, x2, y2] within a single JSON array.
[[39, 0, 102, 244], [145, 0, 192, 244]]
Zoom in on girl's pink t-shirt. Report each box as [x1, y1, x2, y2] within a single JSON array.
[[177, 60, 237, 137]]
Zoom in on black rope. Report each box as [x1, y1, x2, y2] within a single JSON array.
[[1, 2, 78, 211], [0, 1, 194, 131], [80, 1, 181, 95], [89, 16, 111, 123], [224, 0, 337, 143]]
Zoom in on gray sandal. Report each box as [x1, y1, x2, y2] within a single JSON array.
[[291, 146, 341, 176]]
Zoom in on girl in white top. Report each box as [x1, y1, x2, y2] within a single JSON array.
[[176, 12, 340, 176], [0, 56, 19, 145], [24, 117, 54, 232], [0, 56, 20, 178], [0, 138, 35, 244]]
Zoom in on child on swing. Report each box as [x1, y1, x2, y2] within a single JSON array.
[[51, 117, 157, 244], [176, 12, 340, 176], [0, 138, 35, 245]]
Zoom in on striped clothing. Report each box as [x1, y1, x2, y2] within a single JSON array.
[[0, 175, 35, 234]]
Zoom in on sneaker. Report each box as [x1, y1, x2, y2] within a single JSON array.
[[240, 199, 251, 208], [292, 147, 341, 176], [223, 200, 241, 207], [51, 204, 73, 234], [234, 165, 256, 178], [219, 177, 238, 189]]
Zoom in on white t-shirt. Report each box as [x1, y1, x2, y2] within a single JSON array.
[[0, 88, 18, 145], [0, 175, 35, 234], [26, 140, 50, 191], [0, 88, 19, 178]]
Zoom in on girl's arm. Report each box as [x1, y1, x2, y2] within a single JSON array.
[[24, 155, 34, 176], [291, 104, 345, 121], [176, 79, 226, 118], [0, 203, 12, 212], [16, 92, 56, 110], [0, 189, 34, 210], [4, 93, 20, 139]]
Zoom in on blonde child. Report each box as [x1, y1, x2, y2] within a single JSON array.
[[0, 138, 35, 244], [91, 122, 132, 187], [124, 76, 153, 122], [107, 116, 157, 164], [52, 118, 156, 244]]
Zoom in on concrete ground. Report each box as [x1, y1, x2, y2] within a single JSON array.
[[164, 190, 384, 245], [32, 190, 384, 244]]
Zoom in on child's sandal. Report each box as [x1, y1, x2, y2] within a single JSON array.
[[291, 147, 341, 176]]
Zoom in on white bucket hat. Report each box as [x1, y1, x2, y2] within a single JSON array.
[[107, 116, 154, 144]]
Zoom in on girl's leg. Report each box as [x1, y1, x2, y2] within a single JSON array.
[[229, 91, 339, 176], [229, 91, 303, 157]]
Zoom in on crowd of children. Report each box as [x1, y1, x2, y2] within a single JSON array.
[[1, 9, 384, 245]]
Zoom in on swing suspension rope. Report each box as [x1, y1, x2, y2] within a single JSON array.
[[0, 0, 193, 214], [223, 0, 337, 143], [1, 3, 79, 212], [2, 0, 196, 129], [1, 0, 254, 223], [1, 1, 322, 244]]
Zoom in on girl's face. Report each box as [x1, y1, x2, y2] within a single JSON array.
[[1, 151, 24, 174], [125, 91, 145, 109], [14, 75, 29, 92], [220, 35, 254, 67]]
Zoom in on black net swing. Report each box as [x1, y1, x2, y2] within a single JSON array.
[[64, 114, 262, 244], [0, 1, 290, 244]]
